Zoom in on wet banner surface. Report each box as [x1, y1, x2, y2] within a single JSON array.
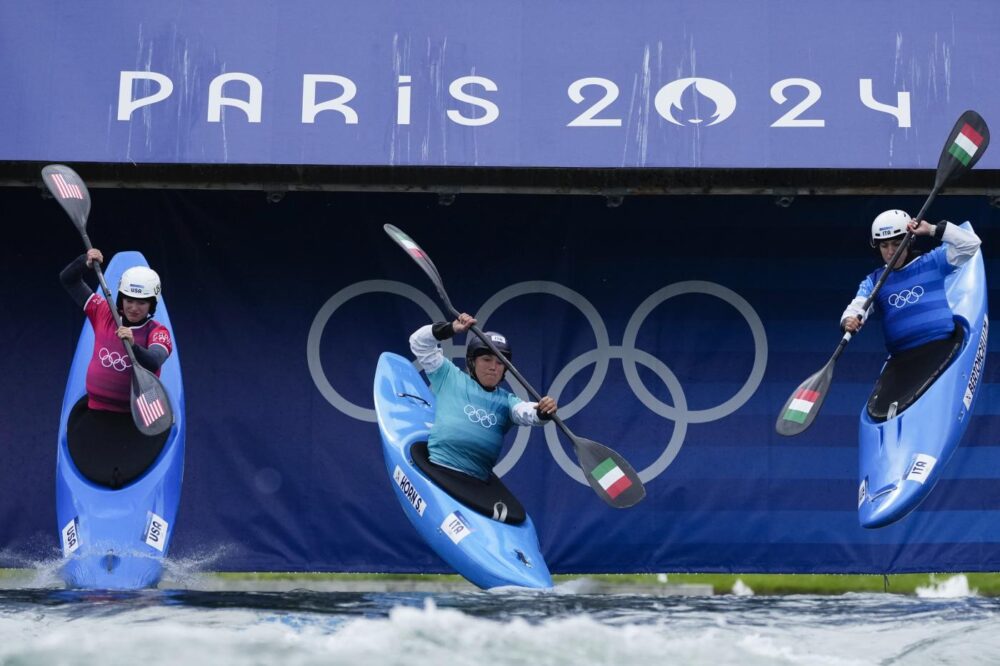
[[1, 1, 998, 168]]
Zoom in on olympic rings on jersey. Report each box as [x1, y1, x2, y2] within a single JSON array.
[[306, 279, 767, 485], [887, 285, 924, 308], [98, 347, 131, 372], [464, 404, 499, 428]]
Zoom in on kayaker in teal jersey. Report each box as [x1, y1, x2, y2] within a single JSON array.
[[409, 312, 557, 481], [841, 209, 981, 353]]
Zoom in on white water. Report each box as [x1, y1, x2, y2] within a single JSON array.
[[1, 576, 999, 666]]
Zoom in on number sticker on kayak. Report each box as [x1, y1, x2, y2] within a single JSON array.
[[905, 454, 937, 484], [393, 466, 426, 517], [61, 517, 80, 556], [441, 511, 473, 545], [964, 315, 988, 411]]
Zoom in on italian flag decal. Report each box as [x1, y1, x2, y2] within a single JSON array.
[[394, 233, 426, 259], [949, 123, 985, 166], [592, 457, 632, 499], [783, 388, 820, 424]]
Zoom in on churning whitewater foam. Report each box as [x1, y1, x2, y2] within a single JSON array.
[[915, 574, 977, 598], [2, 590, 1000, 666]]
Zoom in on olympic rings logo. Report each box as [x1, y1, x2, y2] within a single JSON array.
[[887, 285, 924, 308], [98, 347, 131, 372], [464, 404, 499, 428], [307, 280, 767, 485]]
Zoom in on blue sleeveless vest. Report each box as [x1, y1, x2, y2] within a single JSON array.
[[870, 247, 955, 354]]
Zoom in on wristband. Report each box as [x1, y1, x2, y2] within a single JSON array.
[[536, 405, 553, 421], [934, 221, 947, 241], [432, 321, 456, 341]]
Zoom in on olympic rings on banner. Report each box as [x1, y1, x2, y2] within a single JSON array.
[[887, 285, 924, 308], [306, 280, 450, 421], [307, 279, 767, 484]]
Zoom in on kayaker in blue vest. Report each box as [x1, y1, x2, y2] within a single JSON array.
[[841, 209, 981, 353], [410, 313, 557, 480]]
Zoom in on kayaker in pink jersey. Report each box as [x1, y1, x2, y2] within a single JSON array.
[[60, 248, 173, 414]]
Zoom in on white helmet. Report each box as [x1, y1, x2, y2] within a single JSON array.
[[118, 266, 161, 299], [870, 210, 911, 247]]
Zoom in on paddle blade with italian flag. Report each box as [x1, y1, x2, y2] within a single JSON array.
[[384, 223, 445, 289], [935, 110, 990, 188], [575, 437, 646, 508], [775, 360, 834, 436]]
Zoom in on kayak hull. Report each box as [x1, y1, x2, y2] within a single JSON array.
[[55, 251, 185, 589], [858, 224, 987, 528], [374, 352, 552, 590]]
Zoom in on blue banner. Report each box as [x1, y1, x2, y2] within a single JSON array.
[[1, 186, 999, 574], [1, 1, 998, 169]]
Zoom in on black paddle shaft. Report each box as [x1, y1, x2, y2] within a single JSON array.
[[387, 226, 580, 442], [384, 223, 646, 507], [78, 231, 142, 367], [464, 321, 577, 440], [846, 189, 940, 344], [776, 110, 990, 437], [42, 163, 174, 436], [850, 111, 990, 341]]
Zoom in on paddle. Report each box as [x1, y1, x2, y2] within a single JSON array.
[[385, 223, 646, 508], [775, 110, 990, 436], [42, 164, 174, 437]]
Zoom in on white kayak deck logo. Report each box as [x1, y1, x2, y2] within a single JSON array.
[[61, 518, 80, 556], [905, 454, 938, 484], [964, 316, 988, 411], [144, 512, 169, 552], [441, 511, 473, 545]]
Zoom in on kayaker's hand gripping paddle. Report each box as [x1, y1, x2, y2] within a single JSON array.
[[42, 164, 174, 437]]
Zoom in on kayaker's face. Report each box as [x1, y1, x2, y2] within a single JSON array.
[[473, 354, 505, 389], [879, 238, 907, 268], [121, 297, 152, 323]]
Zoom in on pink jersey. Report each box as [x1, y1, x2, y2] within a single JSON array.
[[84, 293, 173, 412]]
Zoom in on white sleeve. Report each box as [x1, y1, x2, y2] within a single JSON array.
[[942, 222, 981, 268], [409, 325, 445, 373], [510, 401, 543, 426], [840, 275, 875, 324], [840, 296, 868, 325]]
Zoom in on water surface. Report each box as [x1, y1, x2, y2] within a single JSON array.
[[1, 574, 998, 665]]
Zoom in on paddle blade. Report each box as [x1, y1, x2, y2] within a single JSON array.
[[573, 436, 646, 508], [383, 224, 450, 304], [934, 110, 990, 189], [41, 164, 91, 231], [775, 361, 835, 436], [130, 366, 174, 437]]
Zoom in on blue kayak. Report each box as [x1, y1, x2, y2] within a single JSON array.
[[374, 352, 552, 590], [55, 251, 186, 588], [858, 223, 988, 528]]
